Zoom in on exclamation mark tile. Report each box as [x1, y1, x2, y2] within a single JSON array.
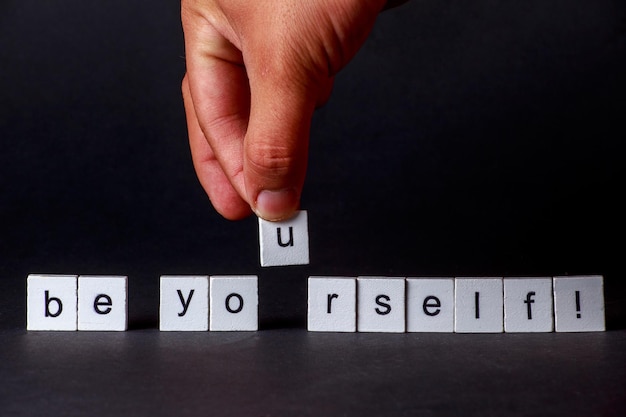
[[554, 276, 605, 332]]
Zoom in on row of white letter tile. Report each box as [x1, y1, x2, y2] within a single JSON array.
[[26, 274, 605, 332], [27, 274, 128, 331], [307, 276, 606, 333], [160, 276, 258, 331], [27, 274, 258, 331]]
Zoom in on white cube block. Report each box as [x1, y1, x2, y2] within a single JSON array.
[[27, 274, 78, 331], [554, 275, 605, 332], [210, 276, 258, 331], [77, 276, 128, 331], [159, 276, 209, 331], [455, 277, 503, 333], [307, 277, 356, 332], [406, 278, 454, 333], [503, 277, 553, 333], [258, 210, 309, 267], [357, 277, 406, 333]]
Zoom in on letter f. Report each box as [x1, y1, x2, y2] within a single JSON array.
[[524, 291, 536, 320]]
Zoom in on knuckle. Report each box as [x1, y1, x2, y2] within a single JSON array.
[[246, 141, 295, 177]]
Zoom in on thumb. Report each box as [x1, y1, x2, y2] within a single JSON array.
[[244, 65, 331, 221]]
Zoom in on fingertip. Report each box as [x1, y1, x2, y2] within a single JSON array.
[[196, 164, 254, 220], [194, 157, 253, 221], [251, 187, 300, 221], [215, 201, 254, 221]]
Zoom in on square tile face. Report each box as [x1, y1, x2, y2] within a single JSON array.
[[307, 277, 356, 332], [406, 278, 454, 333], [159, 276, 209, 331], [259, 210, 309, 267], [455, 278, 504, 333], [210, 276, 258, 331], [504, 278, 553, 333], [357, 277, 406, 333], [554, 275, 605, 332], [27, 274, 78, 331], [78, 276, 128, 331]]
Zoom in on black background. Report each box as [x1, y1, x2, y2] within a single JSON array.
[[1, 1, 625, 415]]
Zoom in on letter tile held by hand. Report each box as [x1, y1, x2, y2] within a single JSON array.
[[258, 210, 309, 267]]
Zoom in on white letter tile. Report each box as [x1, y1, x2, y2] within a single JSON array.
[[406, 278, 454, 333], [210, 276, 258, 331], [357, 277, 406, 333], [27, 274, 78, 331], [554, 275, 605, 332], [78, 276, 128, 331], [455, 277, 503, 333], [504, 277, 553, 333], [159, 276, 209, 331], [307, 277, 356, 332], [259, 210, 309, 267]]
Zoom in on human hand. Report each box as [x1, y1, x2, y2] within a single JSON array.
[[181, 0, 390, 221]]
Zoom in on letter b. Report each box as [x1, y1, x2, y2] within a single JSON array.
[[45, 290, 63, 317]]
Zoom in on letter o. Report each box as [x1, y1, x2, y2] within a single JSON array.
[[225, 293, 244, 314]]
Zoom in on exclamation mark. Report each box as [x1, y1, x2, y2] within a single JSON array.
[[575, 290, 581, 319]]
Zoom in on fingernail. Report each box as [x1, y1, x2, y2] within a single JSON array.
[[254, 188, 299, 221]]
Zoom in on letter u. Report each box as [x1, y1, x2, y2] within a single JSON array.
[[277, 227, 294, 247]]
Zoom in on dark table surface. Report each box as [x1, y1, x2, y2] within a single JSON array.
[[1, 1, 625, 415], [1, 328, 624, 417]]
